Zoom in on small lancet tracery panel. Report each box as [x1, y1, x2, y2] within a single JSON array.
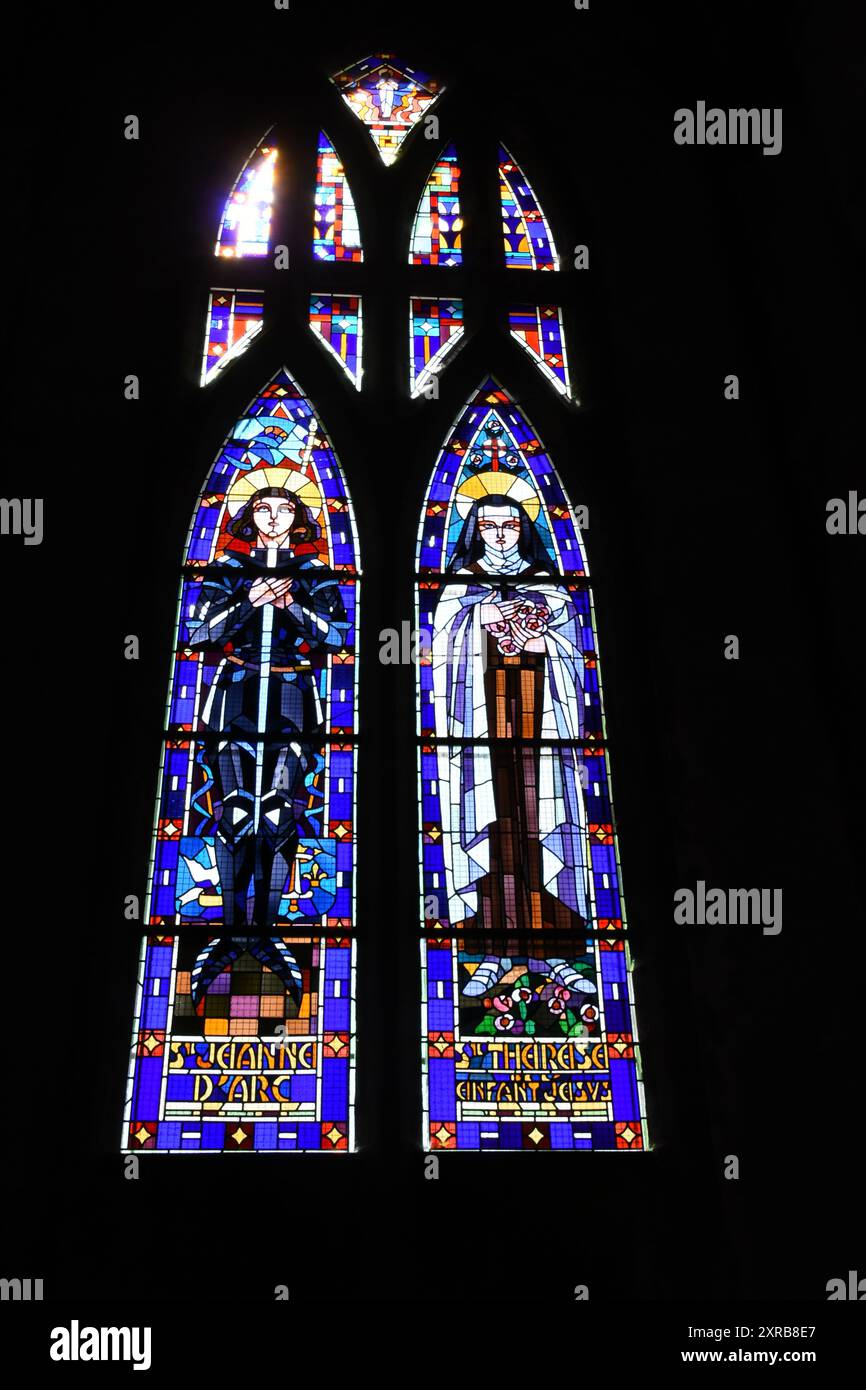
[[417, 378, 648, 1151], [409, 143, 463, 265], [498, 144, 558, 271], [313, 131, 363, 262], [202, 132, 277, 387], [124, 368, 359, 1153], [215, 133, 278, 259]]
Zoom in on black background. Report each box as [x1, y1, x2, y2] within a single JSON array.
[[3, 0, 862, 1333]]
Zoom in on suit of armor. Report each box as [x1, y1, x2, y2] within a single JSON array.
[[189, 545, 347, 928]]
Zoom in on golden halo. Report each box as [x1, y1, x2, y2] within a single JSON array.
[[454, 470, 540, 522], [225, 465, 322, 519]]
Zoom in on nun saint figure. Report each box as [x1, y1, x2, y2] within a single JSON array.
[[431, 470, 595, 1002]]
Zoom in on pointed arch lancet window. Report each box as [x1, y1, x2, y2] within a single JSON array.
[[331, 53, 443, 166], [123, 368, 359, 1153], [409, 143, 463, 265], [313, 131, 363, 262], [417, 378, 647, 1152], [215, 135, 278, 258], [498, 144, 558, 271]]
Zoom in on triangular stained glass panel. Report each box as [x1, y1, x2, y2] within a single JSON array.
[[331, 53, 443, 166], [509, 304, 572, 397], [409, 298, 465, 397], [200, 288, 265, 385], [310, 293, 363, 390]]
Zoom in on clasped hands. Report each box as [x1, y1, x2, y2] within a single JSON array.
[[249, 576, 295, 609], [480, 598, 552, 654]]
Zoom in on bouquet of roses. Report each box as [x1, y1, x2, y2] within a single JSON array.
[[485, 598, 552, 654]]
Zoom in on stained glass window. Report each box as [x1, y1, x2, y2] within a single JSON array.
[[409, 298, 464, 397], [509, 304, 572, 397], [123, 367, 359, 1153], [314, 131, 363, 262], [310, 294, 363, 390], [129, 49, 649, 1160], [409, 143, 463, 265], [417, 378, 648, 1151], [331, 53, 443, 166], [201, 288, 265, 386], [215, 136, 277, 259], [499, 144, 558, 271]]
